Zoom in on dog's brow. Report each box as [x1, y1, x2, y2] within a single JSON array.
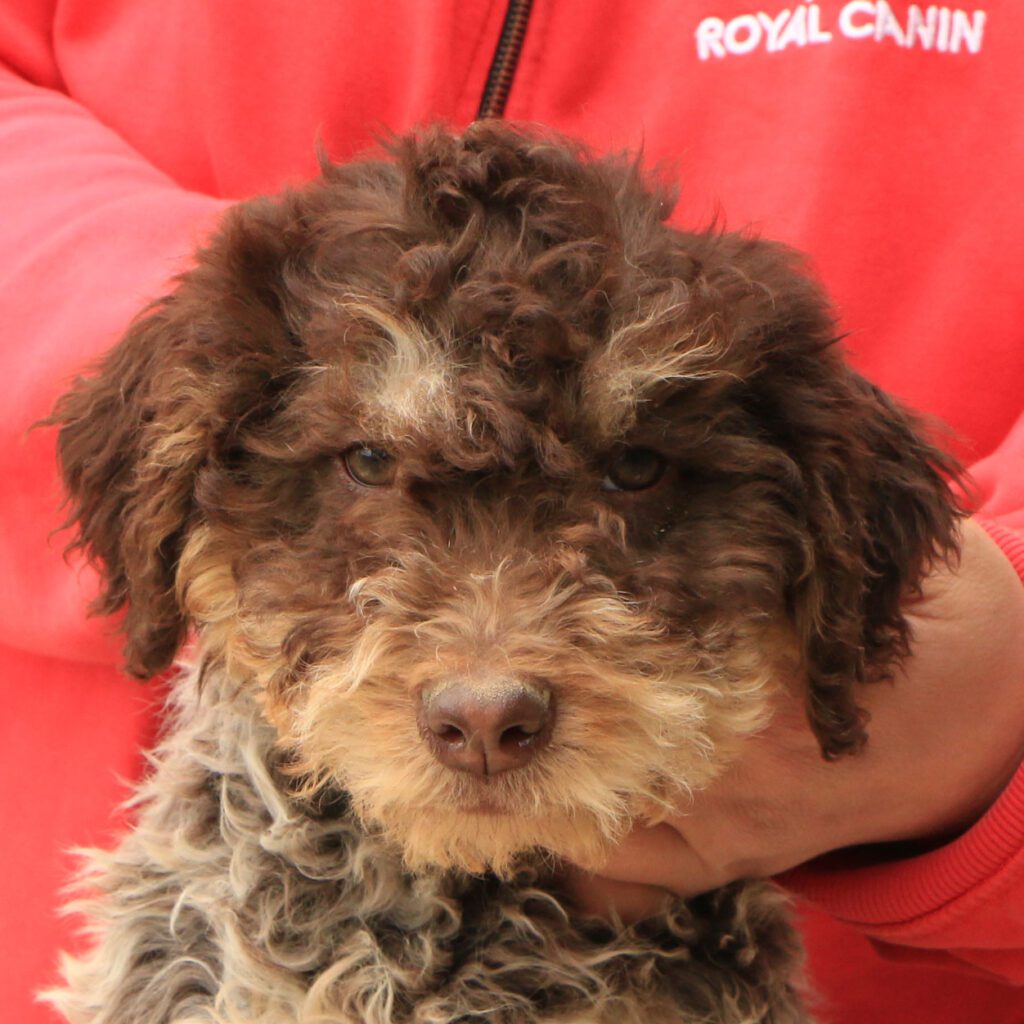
[[582, 300, 731, 439], [337, 299, 457, 437]]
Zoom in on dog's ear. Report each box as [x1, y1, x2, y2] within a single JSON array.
[[787, 368, 961, 758], [52, 302, 206, 676], [51, 198, 299, 678], [717, 238, 964, 758]]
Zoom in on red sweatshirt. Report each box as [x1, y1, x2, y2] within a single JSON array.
[[1, 2, 1022, 1022]]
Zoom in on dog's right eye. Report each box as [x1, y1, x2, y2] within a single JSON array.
[[602, 447, 666, 492], [343, 445, 397, 487]]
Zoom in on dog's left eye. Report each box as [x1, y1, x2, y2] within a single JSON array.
[[344, 445, 397, 487], [601, 447, 667, 492]]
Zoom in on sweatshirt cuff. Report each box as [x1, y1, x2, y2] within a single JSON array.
[[779, 518, 1024, 934]]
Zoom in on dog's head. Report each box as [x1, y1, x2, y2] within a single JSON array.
[[53, 124, 960, 873]]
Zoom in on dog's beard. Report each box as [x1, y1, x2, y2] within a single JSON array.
[[284, 654, 776, 875], [293, 675, 709, 875], [272, 574, 780, 875], [185, 537, 784, 875]]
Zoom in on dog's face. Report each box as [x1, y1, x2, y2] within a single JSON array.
[[53, 125, 959, 873]]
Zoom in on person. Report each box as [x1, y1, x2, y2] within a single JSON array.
[[1, 3, 1021, 1021]]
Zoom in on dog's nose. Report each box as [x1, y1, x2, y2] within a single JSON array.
[[420, 681, 553, 776]]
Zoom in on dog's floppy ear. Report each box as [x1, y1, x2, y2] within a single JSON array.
[[52, 302, 206, 676], [721, 239, 964, 758], [787, 367, 962, 757], [51, 198, 298, 678]]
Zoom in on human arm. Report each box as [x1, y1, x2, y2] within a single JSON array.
[[0, 5, 229, 661]]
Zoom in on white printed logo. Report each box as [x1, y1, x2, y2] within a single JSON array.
[[695, 2, 987, 60]]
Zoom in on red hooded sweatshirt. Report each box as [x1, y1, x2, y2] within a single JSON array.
[[1, 2, 1022, 1022]]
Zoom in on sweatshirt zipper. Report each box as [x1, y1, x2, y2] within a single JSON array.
[[477, 0, 534, 119]]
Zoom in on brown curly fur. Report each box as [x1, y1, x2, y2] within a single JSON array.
[[47, 122, 961, 1023]]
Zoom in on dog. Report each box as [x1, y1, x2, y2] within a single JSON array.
[[47, 122, 960, 1023]]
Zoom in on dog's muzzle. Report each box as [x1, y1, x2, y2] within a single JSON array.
[[417, 678, 554, 777]]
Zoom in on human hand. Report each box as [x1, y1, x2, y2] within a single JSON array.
[[564, 518, 1024, 921]]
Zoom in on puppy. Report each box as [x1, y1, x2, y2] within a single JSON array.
[[48, 122, 960, 1024]]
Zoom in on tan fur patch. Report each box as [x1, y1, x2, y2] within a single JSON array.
[[581, 290, 736, 442], [335, 299, 456, 440]]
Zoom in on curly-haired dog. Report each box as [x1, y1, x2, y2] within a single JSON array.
[[48, 123, 960, 1024]]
